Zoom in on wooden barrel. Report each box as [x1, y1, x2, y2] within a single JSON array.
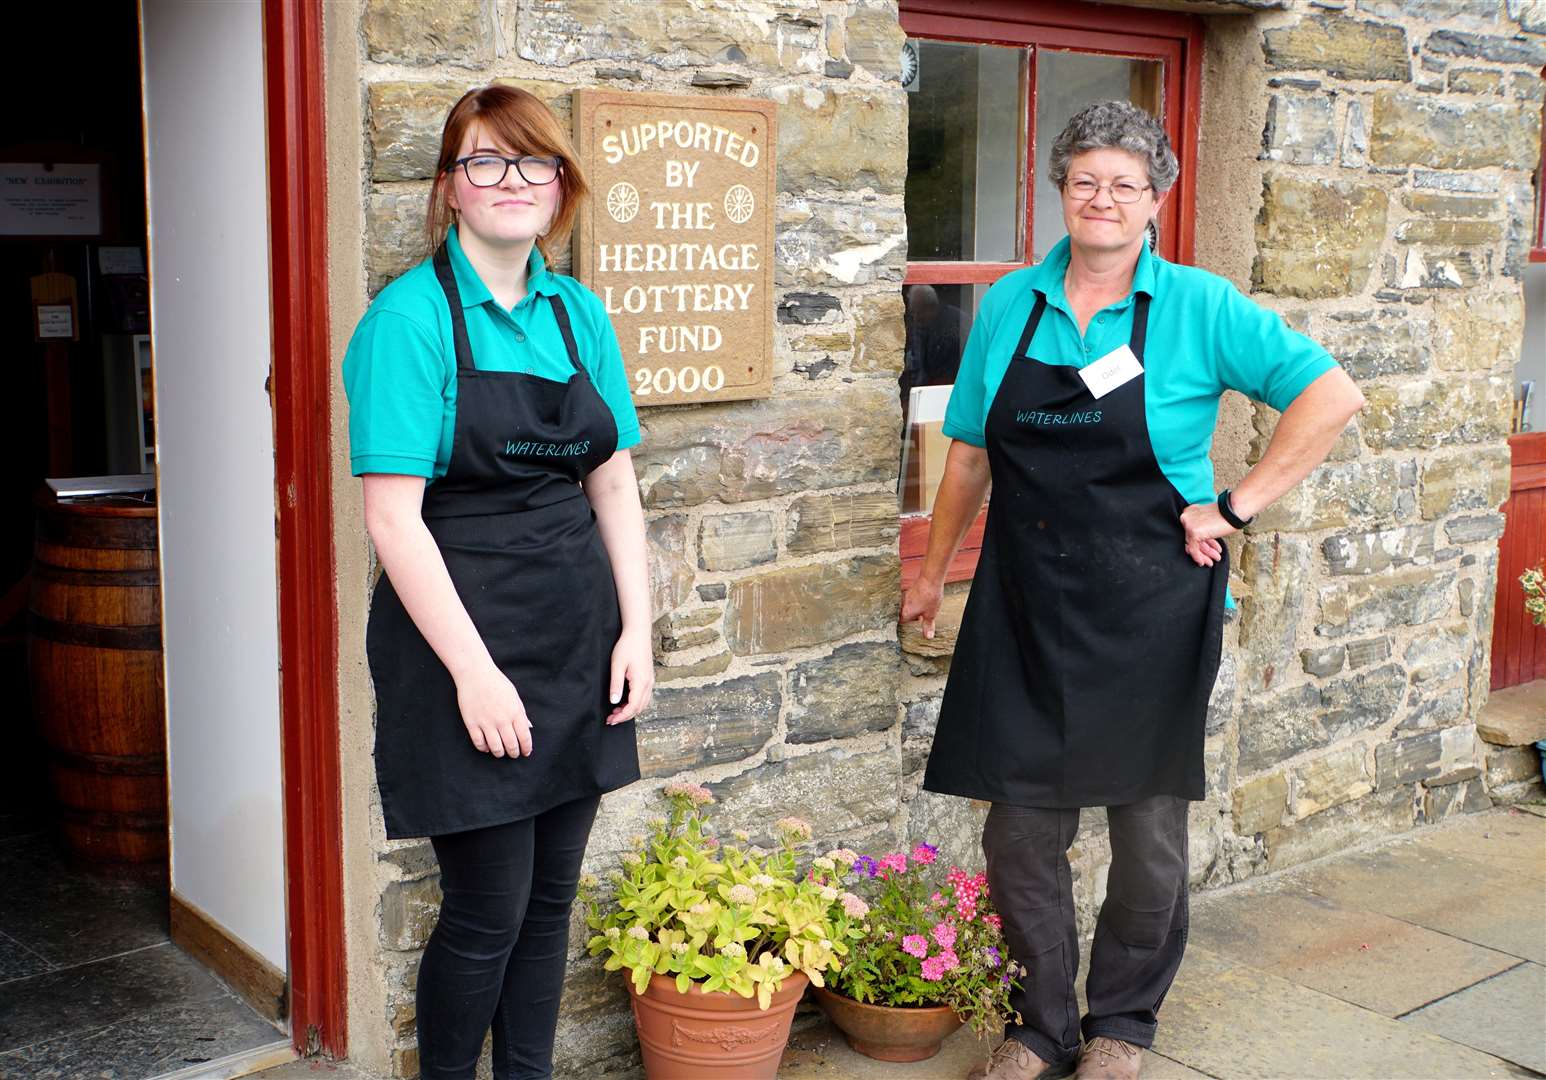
[[28, 491, 167, 865]]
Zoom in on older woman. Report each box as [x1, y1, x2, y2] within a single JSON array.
[[901, 101, 1364, 1080]]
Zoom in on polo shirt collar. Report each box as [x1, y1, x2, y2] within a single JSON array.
[[1030, 235, 1158, 311], [445, 225, 560, 309]]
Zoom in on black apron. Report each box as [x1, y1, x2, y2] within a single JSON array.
[[923, 291, 1227, 808], [367, 244, 640, 839]]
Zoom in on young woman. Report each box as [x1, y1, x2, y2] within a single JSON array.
[[344, 85, 653, 1080]]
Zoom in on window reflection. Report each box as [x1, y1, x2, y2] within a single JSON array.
[[899, 284, 981, 514]]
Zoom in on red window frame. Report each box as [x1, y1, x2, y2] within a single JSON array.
[[897, 0, 1204, 588]]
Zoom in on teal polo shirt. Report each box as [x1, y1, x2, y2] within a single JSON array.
[[944, 236, 1337, 507], [344, 226, 640, 479]]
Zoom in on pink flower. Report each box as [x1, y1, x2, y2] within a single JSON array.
[[840, 892, 870, 918], [931, 921, 957, 950], [911, 842, 938, 866], [937, 948, 960, 972], [984, 914, 1002, 932], [877, 852, 908, 875], [902, 934, 929, 958], [920, 954, 947, 981], [931, 892, 945, 907]]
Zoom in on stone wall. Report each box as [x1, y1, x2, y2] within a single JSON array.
[[340, 1, 1544, 1076]]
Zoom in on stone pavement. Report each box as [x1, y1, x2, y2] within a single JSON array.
[[256, 805, 1546, 1080]]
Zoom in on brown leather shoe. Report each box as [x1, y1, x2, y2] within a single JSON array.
[[1074, 1036, 1142, 1079], [966, 1037, 1075, 1080]]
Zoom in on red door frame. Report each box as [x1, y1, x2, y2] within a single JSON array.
[[264, 0, 347, 1057]]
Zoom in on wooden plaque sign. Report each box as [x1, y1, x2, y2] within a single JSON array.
[[574, 90, 775, 407]]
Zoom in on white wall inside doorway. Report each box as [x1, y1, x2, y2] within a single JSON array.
[[142, 0, 287, 971]]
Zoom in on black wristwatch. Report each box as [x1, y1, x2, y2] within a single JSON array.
[[1217, 488, 1254, 530]]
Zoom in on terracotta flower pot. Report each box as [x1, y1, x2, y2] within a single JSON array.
[[627, 970, 809, 1079], [811, 984, 964, 1062]]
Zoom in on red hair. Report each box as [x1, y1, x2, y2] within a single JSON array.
[[425, 85, 588, 264]]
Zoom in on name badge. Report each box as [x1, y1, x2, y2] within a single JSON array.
[[1078, 344, 1143, 399]]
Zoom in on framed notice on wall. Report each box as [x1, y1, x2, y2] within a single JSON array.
[[0, 163, 102, 236], [574, 90, 776, 406]]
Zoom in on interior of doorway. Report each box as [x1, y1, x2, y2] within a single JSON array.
[[0, 5, 289, 1075]]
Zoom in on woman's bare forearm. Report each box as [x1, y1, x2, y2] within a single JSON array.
[[918, 441, 992, 588], [363, 475, 494, 682], [584, 450, 651, 636]]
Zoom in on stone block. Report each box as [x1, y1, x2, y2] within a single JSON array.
[[1319, 307, 1431, 380], [845, 2, 905, 79], [635, 384, 900, 507], [1317, 568, 1456, 638], [1397, 219, 1504, 245], [364, 0, 490, 67], [513, 0, 825, 73], [776, 198, 906, 288], [1252, 459, 1401, 532], [1401, 686, 1466, 732], [646, 515, 695, 619], [1264, 786, 1416, 872], [1233, 772, 1289, 835], [1347, 636, 1393, 669], [853, 291, 905, 374], [772, 85, 906, 194], [637, 673, 780, 777], [1486, 744, 1542, 786], [1362, 378, 1512, 451], [1262, 16, 1409, 81], [1402, 192, 1499, 218], [1376, 727, 1480, 789], [1420, 447, 1512, 519], [1253, 174, 1388, 298], [1341, 98, 1368, 168], [1413, 170, 1500, 193], [366, 184, 431, 294], [1322, 524, 1435, 577], [654, 650, 733, 684], [786, 491, 899, 554], [368, 79, 572, 183], [1393, 247, 1490, 291], [1445, 513, 1507, 546], [1206, 648, 1238, 738], [902, 694, 941, 775], [1404, 624, 1469, 684], [1433, 292, 1527, 374], [1424, 777, 1492, 821], [898, 586, 969, 659], [1239, 535, 1314, 692], [1237, 684, 1333, 773], [1447, 68, 1505, 95], [725, 555, 899, 655], [788, 641, 898, 744], [697, 512, 777, 571], [1370, 90, 1543, 170], [1302, 646, 1346, 678], [1261, 94, 1337, 164], [1320, 663, 1409, 734], [1424, 29, 1546, 66], [1292, 745, 1373, 818], [705, 746, 898, 848], [1513, 70, 1546, 100], [381, 875, 442, 952], [1476, 682, 1546, 745], [777, 291, 842, 325]]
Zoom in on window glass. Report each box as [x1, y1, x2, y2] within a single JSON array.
[[905, 40, 1028, 263], [899, 283, 988, 513], [1032, 52, 1163, 260]]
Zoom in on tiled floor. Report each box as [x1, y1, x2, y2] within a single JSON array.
[[0, 817, 285, 1079]]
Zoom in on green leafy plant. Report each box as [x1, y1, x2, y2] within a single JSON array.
[[1523, 566, 1545, 628], [826, 844, 1023, 1040], [578, 783, 869, 1009]]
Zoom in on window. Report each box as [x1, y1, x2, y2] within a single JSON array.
[[896, 0, 1204, 587]]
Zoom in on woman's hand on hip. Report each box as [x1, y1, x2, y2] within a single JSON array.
[[1179, 502, 1232, 567], [455, 662, 533, 757], [901, 577, 944, 639], [607, 626, 655, 725]]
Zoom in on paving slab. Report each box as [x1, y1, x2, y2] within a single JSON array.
[[1402, 962, 1546, 1074], [1150, 946, 1529, 1078], [1288, 843, 1546, 963], [1188, 888, 1520, 1016], [1406, 810, 1546, 884], [242, 1058, 371, 1080]]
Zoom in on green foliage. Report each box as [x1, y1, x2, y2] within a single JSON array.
[[578, 784, 869, 1010], [1523, 566, 1545, 628]]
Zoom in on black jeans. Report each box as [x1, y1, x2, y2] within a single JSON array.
[[417, 794, 601, 1080], [982, 795, 1190, 1067]]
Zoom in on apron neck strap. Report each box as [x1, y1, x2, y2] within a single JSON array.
[[1131, 292, 1152, 363], [432, 242, 476, 372], [1015, 292, 1049, 360], [544, 293, 586, 376]]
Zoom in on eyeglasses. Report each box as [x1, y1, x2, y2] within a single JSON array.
[[1063, 178, 1152, 203], [449, 154, 561, 188]]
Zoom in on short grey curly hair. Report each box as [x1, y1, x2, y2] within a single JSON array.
[[1048, 100, 1179, 194]]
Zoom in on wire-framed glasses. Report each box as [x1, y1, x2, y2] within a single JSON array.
[[1064, 178, 1152, 203], [449, 154, 561, 188]]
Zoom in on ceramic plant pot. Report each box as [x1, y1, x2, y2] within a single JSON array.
[[627, 970, 809, 1079], [811, 984, 964, 1062]]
